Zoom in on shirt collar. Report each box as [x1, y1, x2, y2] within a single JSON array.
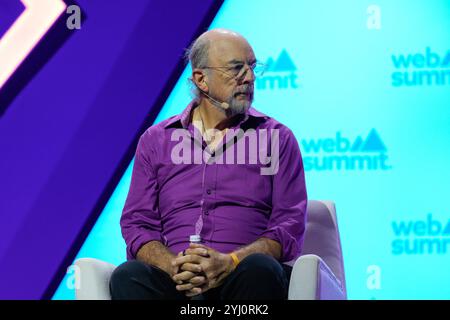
[[164, 100, 268, 129]]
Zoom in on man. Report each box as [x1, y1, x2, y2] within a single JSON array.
[[109, 29, 307, 300]]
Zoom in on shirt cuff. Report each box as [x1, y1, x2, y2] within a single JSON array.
[[127, 231, 164, 260]]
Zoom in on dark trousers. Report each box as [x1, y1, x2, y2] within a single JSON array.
[[110, 253, 292, 300]]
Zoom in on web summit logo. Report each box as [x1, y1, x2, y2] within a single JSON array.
[[391, 214, 450, 255], [301, 129, 391, 171], [256, 49, 299, 90], [391, 47, 450, 86]]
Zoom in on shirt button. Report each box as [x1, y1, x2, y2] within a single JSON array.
[[206, 189, 211, 195]]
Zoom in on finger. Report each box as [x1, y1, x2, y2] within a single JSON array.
[[199, 283, 210, 293], [173, 271, 195, 283], [189, 276, 206, 286], [173, 270, 195, 282], [172, 254, 202, 267], [207, 275, 217, 288], [206, 270, 220, 281], [184, 278, 210, 297], [185, 287, 202, 297], [180, 262, 202, 273], [172, 265, 179, 277], [189, 243, 210, 250], [176, 282, 195, 291], [212, 272, 228, 288], [171, 252, 183, 275], [184, 247, 209, 257]]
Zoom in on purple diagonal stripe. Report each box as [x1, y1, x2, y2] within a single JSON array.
[[0, 0, 25, 39], [0, 0, 223, 299]]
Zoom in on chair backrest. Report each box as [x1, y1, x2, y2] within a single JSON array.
[[301, 200, 346, 294]]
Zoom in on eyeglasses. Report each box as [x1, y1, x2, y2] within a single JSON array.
[[202, 61, 266, 80]]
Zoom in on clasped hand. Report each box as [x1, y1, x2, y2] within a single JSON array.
[[171, 243, 235, 297]]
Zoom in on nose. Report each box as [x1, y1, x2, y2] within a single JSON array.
[[239, 64, 255, 84]]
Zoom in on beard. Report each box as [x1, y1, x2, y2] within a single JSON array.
[[226, 84, 254, 116]]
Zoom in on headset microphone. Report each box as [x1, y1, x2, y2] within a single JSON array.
[[201, 90, 230, 110]]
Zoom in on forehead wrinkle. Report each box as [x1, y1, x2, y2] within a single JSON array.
[[226, 58, 257, 65], [208, 38, 254, 64]]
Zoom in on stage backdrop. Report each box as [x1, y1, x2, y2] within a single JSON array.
[[53, 0, 450, 299], [1, 0, 448, 300]]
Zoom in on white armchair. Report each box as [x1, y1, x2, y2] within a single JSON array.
[[75, 200, 346, 300]]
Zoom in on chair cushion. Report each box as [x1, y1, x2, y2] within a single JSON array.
[[301, 200, 344, 287]]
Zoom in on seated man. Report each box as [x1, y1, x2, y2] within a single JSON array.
[[109, 28, 307, 300]]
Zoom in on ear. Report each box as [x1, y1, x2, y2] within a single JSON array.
[[192, 68, 209, 92]]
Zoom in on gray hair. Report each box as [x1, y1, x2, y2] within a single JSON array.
[[184, 36, 211, 100]]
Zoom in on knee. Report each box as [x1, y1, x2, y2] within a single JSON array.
[[224, 253, 289, 299], [238, 253, 285, 282], [109, 260, 147, 293]]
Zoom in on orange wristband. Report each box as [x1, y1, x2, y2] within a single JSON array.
[[229, 252, 240, 268]]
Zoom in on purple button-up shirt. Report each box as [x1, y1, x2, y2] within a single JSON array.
[[121, 101, 307, 263]]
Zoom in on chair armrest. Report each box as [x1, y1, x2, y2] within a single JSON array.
[[288, 254, 346, 300], [74, 258, 117, 300]]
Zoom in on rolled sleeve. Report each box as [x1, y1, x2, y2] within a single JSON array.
[[261, 127, 307, 262], [120, 132, 163, 260]]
